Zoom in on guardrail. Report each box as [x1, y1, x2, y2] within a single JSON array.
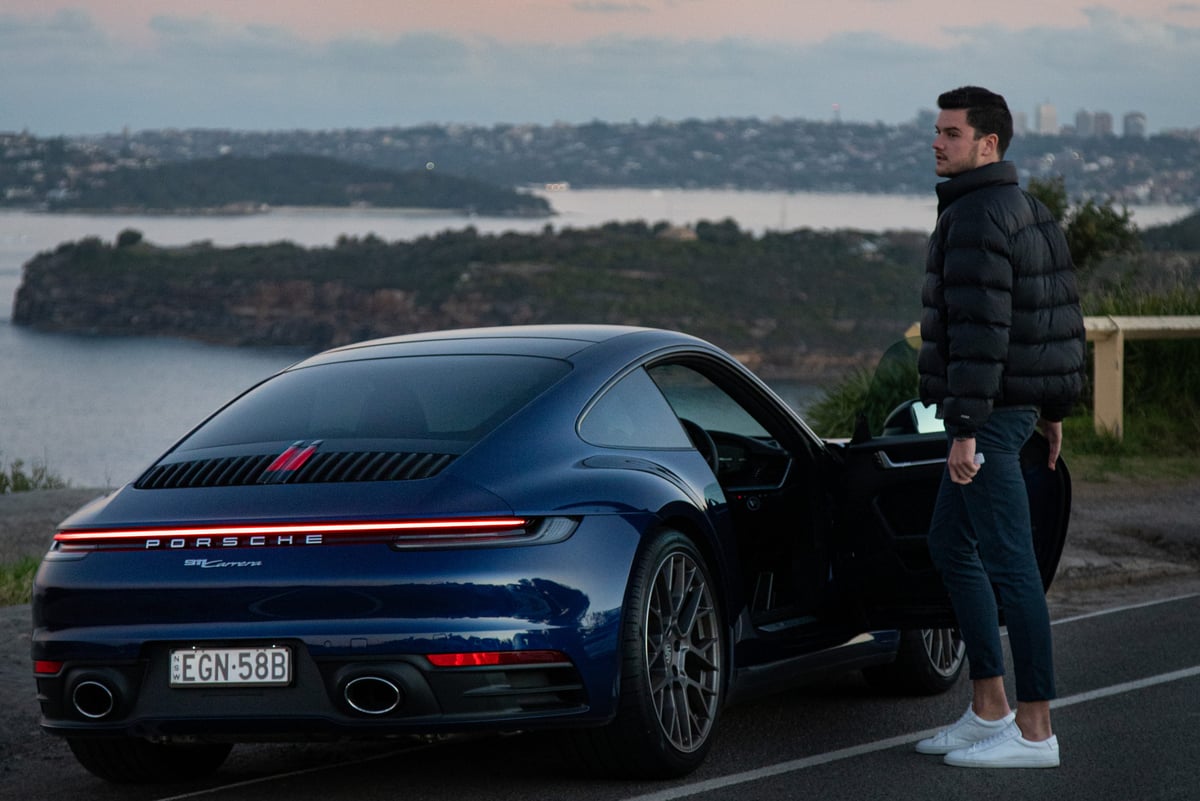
[[1085, 315, 1200, 439]]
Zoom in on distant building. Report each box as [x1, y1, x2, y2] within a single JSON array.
[[1012, 111, 1029, 136], [1075, 109, 1096, 138], [1123, 112, 1148, 138], [1094, 111, 1114, 137], [1035, 102, 1058, 135]]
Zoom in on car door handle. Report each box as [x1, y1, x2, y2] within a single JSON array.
[[874, 451, 946, 470]]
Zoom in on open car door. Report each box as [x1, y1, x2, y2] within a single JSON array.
[[831, 400, 1072, 630]]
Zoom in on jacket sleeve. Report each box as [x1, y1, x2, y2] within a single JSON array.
[[939, 208, 1013, 433]]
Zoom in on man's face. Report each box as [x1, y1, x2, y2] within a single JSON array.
[[933, 109, 993, 177]]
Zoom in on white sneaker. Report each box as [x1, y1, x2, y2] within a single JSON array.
[[943, 721, 1060, 768], [915, 707, 1016, 755]]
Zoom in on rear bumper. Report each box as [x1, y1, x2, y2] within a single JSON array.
[[37, 642, 603, 740], [32, 515, 644, 740]]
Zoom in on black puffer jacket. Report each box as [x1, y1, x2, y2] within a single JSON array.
[[919, 161, 1086, 434]]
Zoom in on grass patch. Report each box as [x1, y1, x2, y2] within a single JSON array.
[[1059, 416, 1200, 483], [0, 452, 66, 606], [1065, 454, 1200, 484], [0, 556, 39, 606]]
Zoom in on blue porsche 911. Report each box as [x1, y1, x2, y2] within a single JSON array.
[[31, 325, 1069, 783]]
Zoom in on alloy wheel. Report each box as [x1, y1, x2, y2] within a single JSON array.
[[921, 627, 965, 678], [643, 550, 722, 753]]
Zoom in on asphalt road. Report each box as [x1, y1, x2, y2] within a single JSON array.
[[6, 590, 1199, 801]]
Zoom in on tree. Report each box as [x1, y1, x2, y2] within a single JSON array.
[[695, 218, 745, 245], [1064, 199, 1141, 270], [116, 228, 144, 248], [1026, 176, 1139, 270], [1027, 176, 1069, 224]]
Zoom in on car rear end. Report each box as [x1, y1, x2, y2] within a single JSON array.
[[31, 340, 643, 745]]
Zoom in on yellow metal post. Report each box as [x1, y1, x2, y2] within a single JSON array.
[[1089, 321, 1124, 438], [1085, 315, 1200, 441]]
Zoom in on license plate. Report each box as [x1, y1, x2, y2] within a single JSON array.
[[170, 645, 292, 688]]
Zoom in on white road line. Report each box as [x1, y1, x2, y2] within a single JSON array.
[[1049, 665, 1200, 708], [619, 664, 1200, 801], [1051, 592, 1200, 626]]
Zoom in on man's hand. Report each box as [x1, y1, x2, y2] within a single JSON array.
[[1039, 419, 1063, 470], [948, 436, 979, 485]]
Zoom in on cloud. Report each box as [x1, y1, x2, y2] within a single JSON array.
[[0, 8, 1195, 135], [0, 7, 97, 37], [571, 2, 652, 14], [0, 8, 109, 64], [932, 8, 1200, 120]]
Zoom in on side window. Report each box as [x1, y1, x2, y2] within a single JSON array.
[[646, 363, 770, 438], [579, 368, 692, 449]]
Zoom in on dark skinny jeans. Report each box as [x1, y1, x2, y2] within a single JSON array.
[[928, 407, 1056, 702]]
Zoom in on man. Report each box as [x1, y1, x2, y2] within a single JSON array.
[[914, 86, 1086, 769]]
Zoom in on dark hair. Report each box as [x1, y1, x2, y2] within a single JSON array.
[[937, 86, 1013, 157]]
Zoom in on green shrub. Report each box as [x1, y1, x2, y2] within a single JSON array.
[[0, 454, 67, 494], [807, 367, 877, 438], [807, 341, 919, 438], [0, 556, 39, 606]]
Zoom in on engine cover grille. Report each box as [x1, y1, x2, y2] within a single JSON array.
[[136, 451, 457, 488]]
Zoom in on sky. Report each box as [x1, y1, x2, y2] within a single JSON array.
[[1, 1, 1197, 136]]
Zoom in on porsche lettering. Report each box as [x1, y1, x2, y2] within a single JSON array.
[[145, 534, 324, 549]]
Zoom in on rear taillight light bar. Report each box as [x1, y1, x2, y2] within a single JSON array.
[[53, 516, 577, 551]]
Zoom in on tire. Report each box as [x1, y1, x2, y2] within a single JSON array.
[[570, 529, 725, 778], [66, 737, 233, 784], [863, 627, 965, 695]]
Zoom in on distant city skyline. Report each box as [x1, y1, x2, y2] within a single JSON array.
[[1004, 101, 1156, 138], [1, 1, 1196, 136]]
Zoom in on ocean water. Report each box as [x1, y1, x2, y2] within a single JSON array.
[[0, 189, 1191, 488]]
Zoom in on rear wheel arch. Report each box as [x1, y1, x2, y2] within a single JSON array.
[[651, 511, 738, 626]]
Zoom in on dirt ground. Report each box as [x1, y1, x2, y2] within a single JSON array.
[[1048, 474, 1200, 614], [2, 478, 1198, 779]]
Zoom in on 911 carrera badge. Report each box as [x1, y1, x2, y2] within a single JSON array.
[[184, 558, 264, 569]]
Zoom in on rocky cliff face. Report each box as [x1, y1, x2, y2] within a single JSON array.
[[12, 233, 916, 379], [13, 245, 519, 349]]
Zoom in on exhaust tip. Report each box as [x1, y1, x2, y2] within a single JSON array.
[[343, 675, 402, 715], [72, 680, 116, 719]]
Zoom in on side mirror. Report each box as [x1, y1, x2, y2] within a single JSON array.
[[881, 400, 944, 436]]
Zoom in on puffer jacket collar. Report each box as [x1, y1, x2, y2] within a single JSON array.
[[935, 161, 1018, 216]]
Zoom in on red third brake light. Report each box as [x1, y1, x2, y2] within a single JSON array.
[[425, 650, 569, 668]]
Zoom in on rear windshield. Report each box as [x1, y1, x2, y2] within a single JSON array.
[[176, 354, 571, 452]]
